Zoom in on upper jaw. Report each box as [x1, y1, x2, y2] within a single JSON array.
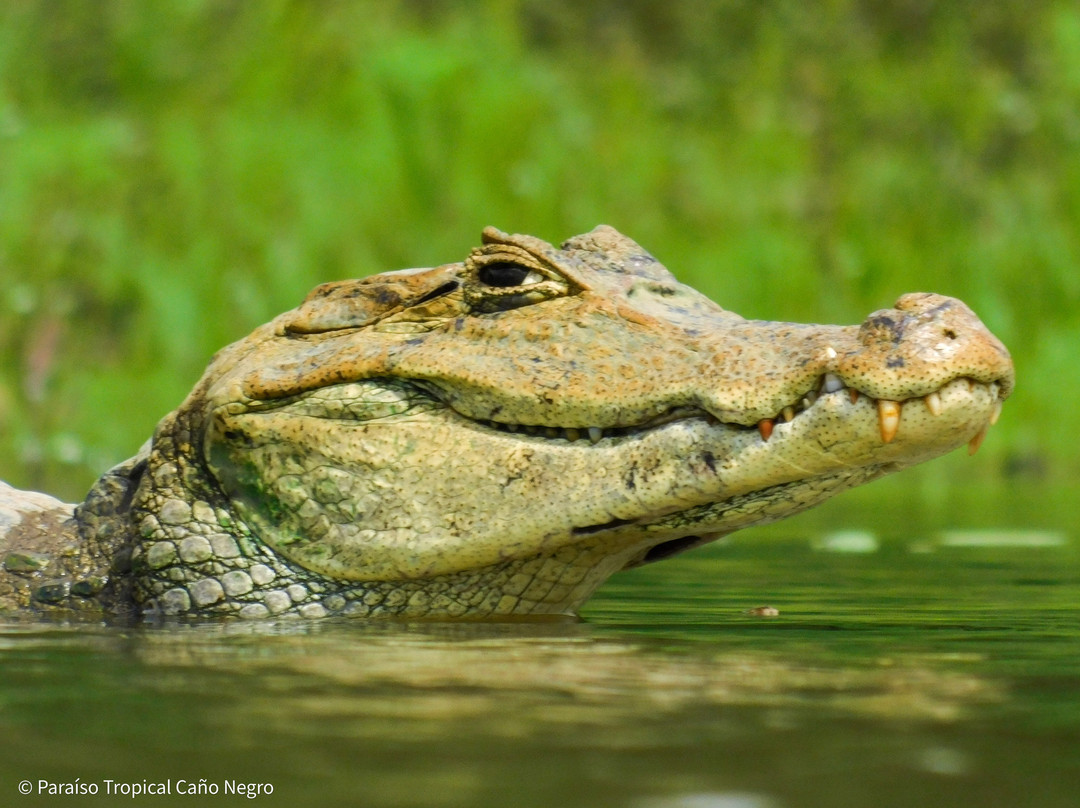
[[413, 292, 1013, 435], [424, 366, 1005, 456], [219, 282, 1014, 442]]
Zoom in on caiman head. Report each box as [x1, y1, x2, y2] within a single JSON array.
[[117, 226, 1014, 619]]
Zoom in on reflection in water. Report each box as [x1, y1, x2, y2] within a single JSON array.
[[0, 531, 1077, 808], [124, 619, 1001, 727]]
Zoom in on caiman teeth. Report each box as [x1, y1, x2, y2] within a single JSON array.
[[877, 399, 901, 444], [821, 373, 845, 394], [758, 419, 774, 441], [757, 373, 1004, 450], [968, 425, 988, 455], [480, 420, 656, 443], [477, 374, 1004, 449], [483, 422, 609, 442], [925, 391, 943, 416]]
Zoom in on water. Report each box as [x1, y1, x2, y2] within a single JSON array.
[[1, 478, 1077, 808]]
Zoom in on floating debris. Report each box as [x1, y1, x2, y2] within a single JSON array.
[[743, 606, 780, 617], [813, 530, 880, 553]]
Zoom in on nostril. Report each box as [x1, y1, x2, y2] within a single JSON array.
[[944, 329, 958, 340]]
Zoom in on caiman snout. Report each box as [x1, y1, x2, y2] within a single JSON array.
[[839, 292, 1014, 403]]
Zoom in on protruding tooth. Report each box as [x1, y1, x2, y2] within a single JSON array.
[[545, 427, 560, 438], [782, 406, 795, 423], [821, 373, 844, 394], [507, 423, 519, 433], [758, 419, 774, 441], [989, 400, 1002, 426], [588, 427, 603, 444], [565, 428, 581, 442], [968, 425, 988, 455], [802, 391, 817, 409], [925, 391, 943, 416], [849, 388, 860, 404], [878, 399, 901, 443]]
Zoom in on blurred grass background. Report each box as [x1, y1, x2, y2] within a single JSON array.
[[0, 0, 1076, 503]]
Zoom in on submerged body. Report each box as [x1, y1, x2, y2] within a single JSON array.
[[0, 227, 1014, 619]]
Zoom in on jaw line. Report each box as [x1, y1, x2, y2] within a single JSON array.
[[208, 375, 1001, 582], [419, 372, 1005, 450]]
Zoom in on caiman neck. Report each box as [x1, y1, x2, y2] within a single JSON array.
[[126, 412, 626, 619]]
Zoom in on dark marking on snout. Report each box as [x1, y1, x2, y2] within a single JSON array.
[[702, 451, 717, 473], [862, 312, 906, 345], [373, 288, 403, 307]]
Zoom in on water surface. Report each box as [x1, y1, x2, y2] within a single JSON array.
[[1, 478, 1076, 808]]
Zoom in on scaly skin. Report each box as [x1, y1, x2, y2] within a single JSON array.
[[0, 226, 1014, 619]]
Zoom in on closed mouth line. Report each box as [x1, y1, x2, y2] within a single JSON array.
[[472, 373, 1004, 450]]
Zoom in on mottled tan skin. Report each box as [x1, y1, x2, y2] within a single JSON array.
[[0, 226, 1014, 619]]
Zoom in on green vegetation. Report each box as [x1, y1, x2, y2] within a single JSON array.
[[1, 0, 1077, 501]]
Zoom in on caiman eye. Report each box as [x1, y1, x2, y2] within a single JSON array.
[[477, 262, 544, 288], [463, 245, 570, 313]]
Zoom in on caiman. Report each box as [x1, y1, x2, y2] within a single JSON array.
[[0, 227, 1014, 619]]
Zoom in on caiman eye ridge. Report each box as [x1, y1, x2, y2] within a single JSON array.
[[472, 373, 1004, 451]]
